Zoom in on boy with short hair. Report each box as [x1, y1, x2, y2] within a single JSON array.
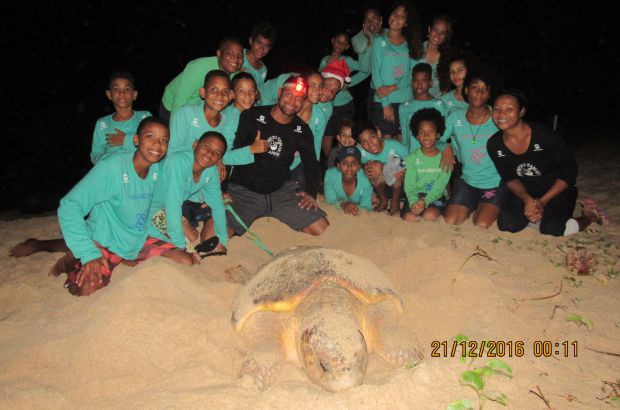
[[398, 63, 447, 153], [324, 146, 373, 215], [241, 22, 276, 91], [90, 71, 151, 164], [354, 121, 408, 215], [148, 131, 229, 259], [160, 38, 244, 119]]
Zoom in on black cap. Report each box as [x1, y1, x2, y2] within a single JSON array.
[[337, 146, 361, 162]]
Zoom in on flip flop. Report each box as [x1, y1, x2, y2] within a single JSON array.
[[195, 236, 223, 258], [579, 198, 610, 225]]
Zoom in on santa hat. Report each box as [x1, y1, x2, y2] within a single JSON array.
[[321, 59, 351, 90]]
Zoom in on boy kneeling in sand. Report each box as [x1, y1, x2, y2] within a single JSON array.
[[11, 118, 187, 296]]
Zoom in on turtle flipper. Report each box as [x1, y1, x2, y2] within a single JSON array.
[[374, 331, 424, 369], [240, 348, 282, 391]]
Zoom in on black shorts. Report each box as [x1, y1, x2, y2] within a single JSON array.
[[369, 101, 401, 136], [225, 181, 327, 236], [325, 100, 356, 137], [182, 200, 212, 228], [447, 178, 507, 210]]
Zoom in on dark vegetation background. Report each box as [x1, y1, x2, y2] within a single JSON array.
[[3, 1, 618, 214]]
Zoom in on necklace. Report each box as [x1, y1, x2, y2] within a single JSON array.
[[467, 108, 489, 144]]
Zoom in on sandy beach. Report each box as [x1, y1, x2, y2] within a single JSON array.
[[1, 143, 618, 409]]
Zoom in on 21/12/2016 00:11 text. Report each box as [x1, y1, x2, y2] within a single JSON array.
[[430, 340, 579, 358]]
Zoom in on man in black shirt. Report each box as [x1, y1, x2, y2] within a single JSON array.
[[226, 75, 329, 237]]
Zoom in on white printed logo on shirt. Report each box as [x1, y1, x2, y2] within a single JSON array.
[[455, 120, 463, 127], [516, 163, 542, 177], [497, 150, 506, 158], [381, 40, 386, 47], [100, 121, 109, 130], [267, 135, 283, 157], [294, 125, 303, 133], [257, 115, 266, 124], [204, 176, 211, 184], [191, 117, 199, 127], [533, 144, 543, 152]]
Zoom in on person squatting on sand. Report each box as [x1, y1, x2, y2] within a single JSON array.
[[225, 75, 330, 237]]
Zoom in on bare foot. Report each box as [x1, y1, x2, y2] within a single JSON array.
[[48, 253, 78, 277], [388, 203, 401, 216], [374, 198, 388, 212], [9, 239, 40, 257]]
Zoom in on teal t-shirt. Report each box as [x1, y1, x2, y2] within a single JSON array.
[[404, 148, 451, 206], [441, 90, 468, 114], [148, 151, 227, 249], [58, 152, 159, 264], [398, 98, 447, 153], [256, 73, 291, 107], [319, 55, 369, 107], [161, 56, 221, 113], [220, 105, 254, 166], [359, 138, 408, 164], [290, 101, 334, 169], [168, 103, 237, 154], [323, 167, 373, 211], [445, 108, 500, 189], [241, 49, 268, 90], [371, 34, 415, 107], [90, 111, 151, 164]]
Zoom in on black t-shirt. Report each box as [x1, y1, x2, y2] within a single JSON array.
[[229, 105, 319, 196], [487, 123, 578, 196]]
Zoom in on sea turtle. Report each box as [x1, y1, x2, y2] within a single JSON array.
[[231, 247, 422, 392]]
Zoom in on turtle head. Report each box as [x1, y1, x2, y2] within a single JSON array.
[[299, 326, 368, 392]]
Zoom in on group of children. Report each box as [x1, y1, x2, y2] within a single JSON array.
[[10, 5, 609, 297]]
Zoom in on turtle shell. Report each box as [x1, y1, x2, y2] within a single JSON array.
[[232, 247, 403, 331]]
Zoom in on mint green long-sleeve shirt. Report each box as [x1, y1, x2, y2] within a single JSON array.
[[58, 152, 159, 264], [371, 34, 416, 107], [168, 103, 240, 158], [323, 167, 373, 211], [161, 56, 221, 113], [404, 148, 451, 206], [90, 111, 151, 164], [220, 105, 256, 166], [319, 55, 369, 107], [398, 98, 447, 153], [148, 151, 228, 249]]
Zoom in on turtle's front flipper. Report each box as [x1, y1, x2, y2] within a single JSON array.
[[373, 328, 424, 369], [240, 346, 282, 391], [365, 302, 423, 369]]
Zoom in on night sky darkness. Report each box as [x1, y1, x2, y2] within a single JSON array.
[[4, 1, 618, 214]]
